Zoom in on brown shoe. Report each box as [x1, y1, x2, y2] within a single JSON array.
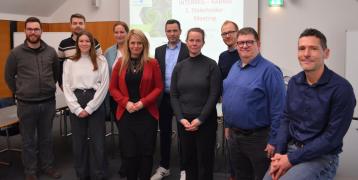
[[43, 167, 62, 179], [25, 174, 38, 180]]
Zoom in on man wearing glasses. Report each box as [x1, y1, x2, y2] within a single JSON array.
[[222, 27, 286, 180], [218, 20, 240, 180], [218, 20, 240, 80], [5, 17, 61, 180]]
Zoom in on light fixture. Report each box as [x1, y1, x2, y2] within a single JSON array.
[[268, 0, 284, 7]]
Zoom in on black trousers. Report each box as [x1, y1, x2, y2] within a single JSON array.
[[118, 110, 157, 180], [158, 93, 184, 169], [228, 127, 270, 180], [178, 113, 217, 180], [70, 89, 108, 179]]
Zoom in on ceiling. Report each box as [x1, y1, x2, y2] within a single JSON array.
[[0, 0, 66, 17]]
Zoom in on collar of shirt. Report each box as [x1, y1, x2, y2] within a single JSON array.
[[228, 46, 237, 52], [295, 65, 333, 87], [238, 53, 262, 69], [166, 41, 181, 50]]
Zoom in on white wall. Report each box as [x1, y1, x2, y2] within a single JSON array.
[[2, 0, 358, 77], [49, 0, 121, 22], [259, 0, 358, 76], [0, 12, 50, 22]]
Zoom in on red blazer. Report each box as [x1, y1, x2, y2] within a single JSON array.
[[109, 58, 163, 121]]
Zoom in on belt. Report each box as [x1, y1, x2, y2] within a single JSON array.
[[231, 126, 269, 135], [289, 139, 305, 148], [74, 89, 96, 93], [17, 96, 55, 104]]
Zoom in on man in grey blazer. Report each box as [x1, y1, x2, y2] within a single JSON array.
[[151, 19, 189, 180]]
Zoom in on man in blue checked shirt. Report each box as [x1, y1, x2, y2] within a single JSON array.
[[264, 28, 356, 180], [222, 27, 286, 180]]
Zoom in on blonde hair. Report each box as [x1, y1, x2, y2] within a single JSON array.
[[119, 29, 150, 74]]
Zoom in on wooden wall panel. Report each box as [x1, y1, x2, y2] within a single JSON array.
[[17, 21, 50, 32], [45, 21, 117, 52], [85, 22, 116, 51], [0, 20, 12, 98], [1, 21, 117, 98]]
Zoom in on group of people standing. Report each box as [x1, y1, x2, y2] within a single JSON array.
[[4, 13, 356, 180]]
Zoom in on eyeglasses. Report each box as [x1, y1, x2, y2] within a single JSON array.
[[25, 28, 41, 33], [221, 30, 237, 37], [237, 40, 256, 47]]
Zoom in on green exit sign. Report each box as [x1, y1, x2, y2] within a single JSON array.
[[268, 0, 284, 7]]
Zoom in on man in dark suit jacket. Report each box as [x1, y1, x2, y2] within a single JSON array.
[[151, 19, 189, 180]]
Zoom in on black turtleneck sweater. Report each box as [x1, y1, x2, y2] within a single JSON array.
[[170, 53, 221, 123]]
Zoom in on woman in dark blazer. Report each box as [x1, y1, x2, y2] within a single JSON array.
[[109, 29, 163, 180]]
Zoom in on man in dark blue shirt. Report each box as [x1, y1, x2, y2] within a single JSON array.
[[264, 28, 356, 180], [223, 27, 286, 180], [218, 20, 240, 180]]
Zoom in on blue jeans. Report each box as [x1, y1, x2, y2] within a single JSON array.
[[263, 144, 339, 180]]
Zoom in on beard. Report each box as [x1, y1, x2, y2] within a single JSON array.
[[26, 34, 41, 44], [73, 27, 84, 36]]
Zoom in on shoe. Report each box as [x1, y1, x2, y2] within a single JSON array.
[[180, 170, 186, 180], [25, 174, 38, 180], [150, 167, 170, 180], [43, 167, 62, 179]]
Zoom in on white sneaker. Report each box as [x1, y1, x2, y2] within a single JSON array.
[[180, 170, 186, 180], [150, 167, 170, 180]]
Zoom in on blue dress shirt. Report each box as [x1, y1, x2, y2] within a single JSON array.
[[222, 54, 286, 145], [276, 66, 356, 165], [164, 42, 181, 92]]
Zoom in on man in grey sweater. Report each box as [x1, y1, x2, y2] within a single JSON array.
[[5, 17, 61, 180]]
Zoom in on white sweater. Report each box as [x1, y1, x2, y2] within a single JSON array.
[[63, 54, 109, 116]]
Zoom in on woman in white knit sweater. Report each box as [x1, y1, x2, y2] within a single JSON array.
[[63, 31, 109, 180]]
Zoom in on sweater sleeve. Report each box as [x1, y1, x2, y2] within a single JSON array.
[[84, 56, 109, 114], [198, 61, 221, 123], [4, 52, 17, 93], [62, 60, 83, 116], [170, 64, 184, 121]]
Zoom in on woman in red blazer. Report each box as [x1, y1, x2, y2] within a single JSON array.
[[109, 29, 163, 180]]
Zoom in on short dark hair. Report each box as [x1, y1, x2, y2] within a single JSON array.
[[70, 13, 86, 23], [238, 27, 259, 41], [299, 28, 327, 49], [113, 21, 129, 33], [165, 19, 181, 31], [186, 27, 205, 42], [25, 17, 42, 29]]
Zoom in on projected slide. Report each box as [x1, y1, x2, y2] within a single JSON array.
[[129, 0, 256, 61]]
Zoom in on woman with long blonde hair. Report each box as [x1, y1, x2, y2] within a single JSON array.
[[109, 29, 163, 180]]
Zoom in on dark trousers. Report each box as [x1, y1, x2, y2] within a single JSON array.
[[118, 110, 157, 180], [179, 114, 217, 180], [158, 93, 178, 169], [70, 90, 107, 179], [17, 99, 56, 175], [228, 127, 270, 180]]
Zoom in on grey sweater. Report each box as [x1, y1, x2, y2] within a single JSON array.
[[170, 53, 221, 123], [5, 40, 59, 102]]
